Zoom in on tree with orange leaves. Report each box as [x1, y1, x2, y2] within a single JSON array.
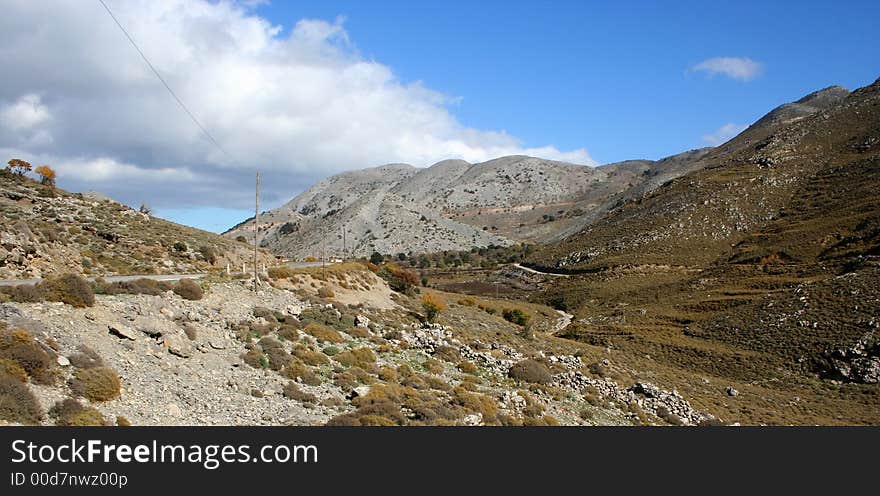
[[35, 165, 56, 187], [6, 158, 31, 176]]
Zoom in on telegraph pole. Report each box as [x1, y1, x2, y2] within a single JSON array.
[[342, 226, 347, 261], [253, 171, 260, 291], [321, 225, 326, 278]]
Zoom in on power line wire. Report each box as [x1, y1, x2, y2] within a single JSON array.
[[97, 0, 230, 159]]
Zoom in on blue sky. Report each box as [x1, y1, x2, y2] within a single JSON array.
[[253, 0, 880, 163], [3, 0, 878, 233]]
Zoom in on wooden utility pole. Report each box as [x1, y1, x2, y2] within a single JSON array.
[[342, 227, 347, 261], [254, 171, 260, 290], [321, 225, 326, 278]]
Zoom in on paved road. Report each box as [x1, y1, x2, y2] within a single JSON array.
[[0, 261, 333, 287], [512, 263, 570, 277]]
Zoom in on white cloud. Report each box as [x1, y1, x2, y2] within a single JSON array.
[[0, 0, 593, 213], [702, 123, 748, 145], [0, 94, 51, 130], [691, 57, 762, 81]]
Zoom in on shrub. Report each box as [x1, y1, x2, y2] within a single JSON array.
[[267, 266, 294, 279], [502, 308, 530, 327], [457, 361, 478, 375], [303, 323, 344, 343], [1, 283, 42, 303], [172, 241, 188, 252], [242, 349, 267, 369], [378, 366, 398, 382], [116, 416, 132, 426], [346, 326, 369, 339], [433, 345, 462, 363], [235, 235, 247, 243], [49, 398, 106, 426], [172, 279, 203, 300], [423, 358, 444, 374], [277, 325, 300, 341], [369, 252, 384, 265], [280, 362, 322, 386], [452, 386, 499, 423], [457, 297, 476, 306], [99, 278, 164, 296], [508, 359, 552, 384], [265, 347, 292, 371], [0, 376, 43, 424], [317, 286, 335, 298], [198, 245, 217, 264], [37, 274, 94, 308], [283, 383, 317, 403], [322, 346, 340, 356], [0, 328, 56, 384], [0, 358, 28, 382], [70, 367, 121, 402], [68, 346, 104, 369], [334, 348, 377, 370], [378, 263, 419, 293], [292, 345, 330, 366], [421, 292, 446, 323]]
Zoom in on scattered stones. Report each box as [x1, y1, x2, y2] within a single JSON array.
[[108, 324, 137, 341]]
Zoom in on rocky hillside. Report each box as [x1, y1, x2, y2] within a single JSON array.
[[0, 264, 716, 426], [0, 173, 272, 279], [519, 78, 879, 424], [226, 86, 852, 260], [224, 151, 712, 259]]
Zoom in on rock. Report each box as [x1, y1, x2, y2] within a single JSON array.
[[57, 356, 70, 367], [167, 403, 182, 417], [726, 387, 739, 397], [108, 324, 137, 341], [355, 315, 371, 328], [133, 316, 176, 338], [209, 340, 227, 350], [162, 331, 195, 358], [348, 385, 371, 400], [462, 413, 483, 426]]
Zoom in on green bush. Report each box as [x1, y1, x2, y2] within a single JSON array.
[[502, 308, 530, 327], [172, 241, 188, 252]]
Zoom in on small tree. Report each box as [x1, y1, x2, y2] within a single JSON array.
[[138, 203, 152, 215], [370, 252, 384, 265], [421, 292, 446, 323], [34, 165, 56, 187], [6, 158, 31, 176]]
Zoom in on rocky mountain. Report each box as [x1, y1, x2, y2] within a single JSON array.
[[519, 78, 879, 424], [0, 173, 272, 279], [224, 150, 713, 259]]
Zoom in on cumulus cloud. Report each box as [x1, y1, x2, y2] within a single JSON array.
[[0, 0, 593, 214], [702, 123, 748, 146], [691, 57, 762, 81]]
